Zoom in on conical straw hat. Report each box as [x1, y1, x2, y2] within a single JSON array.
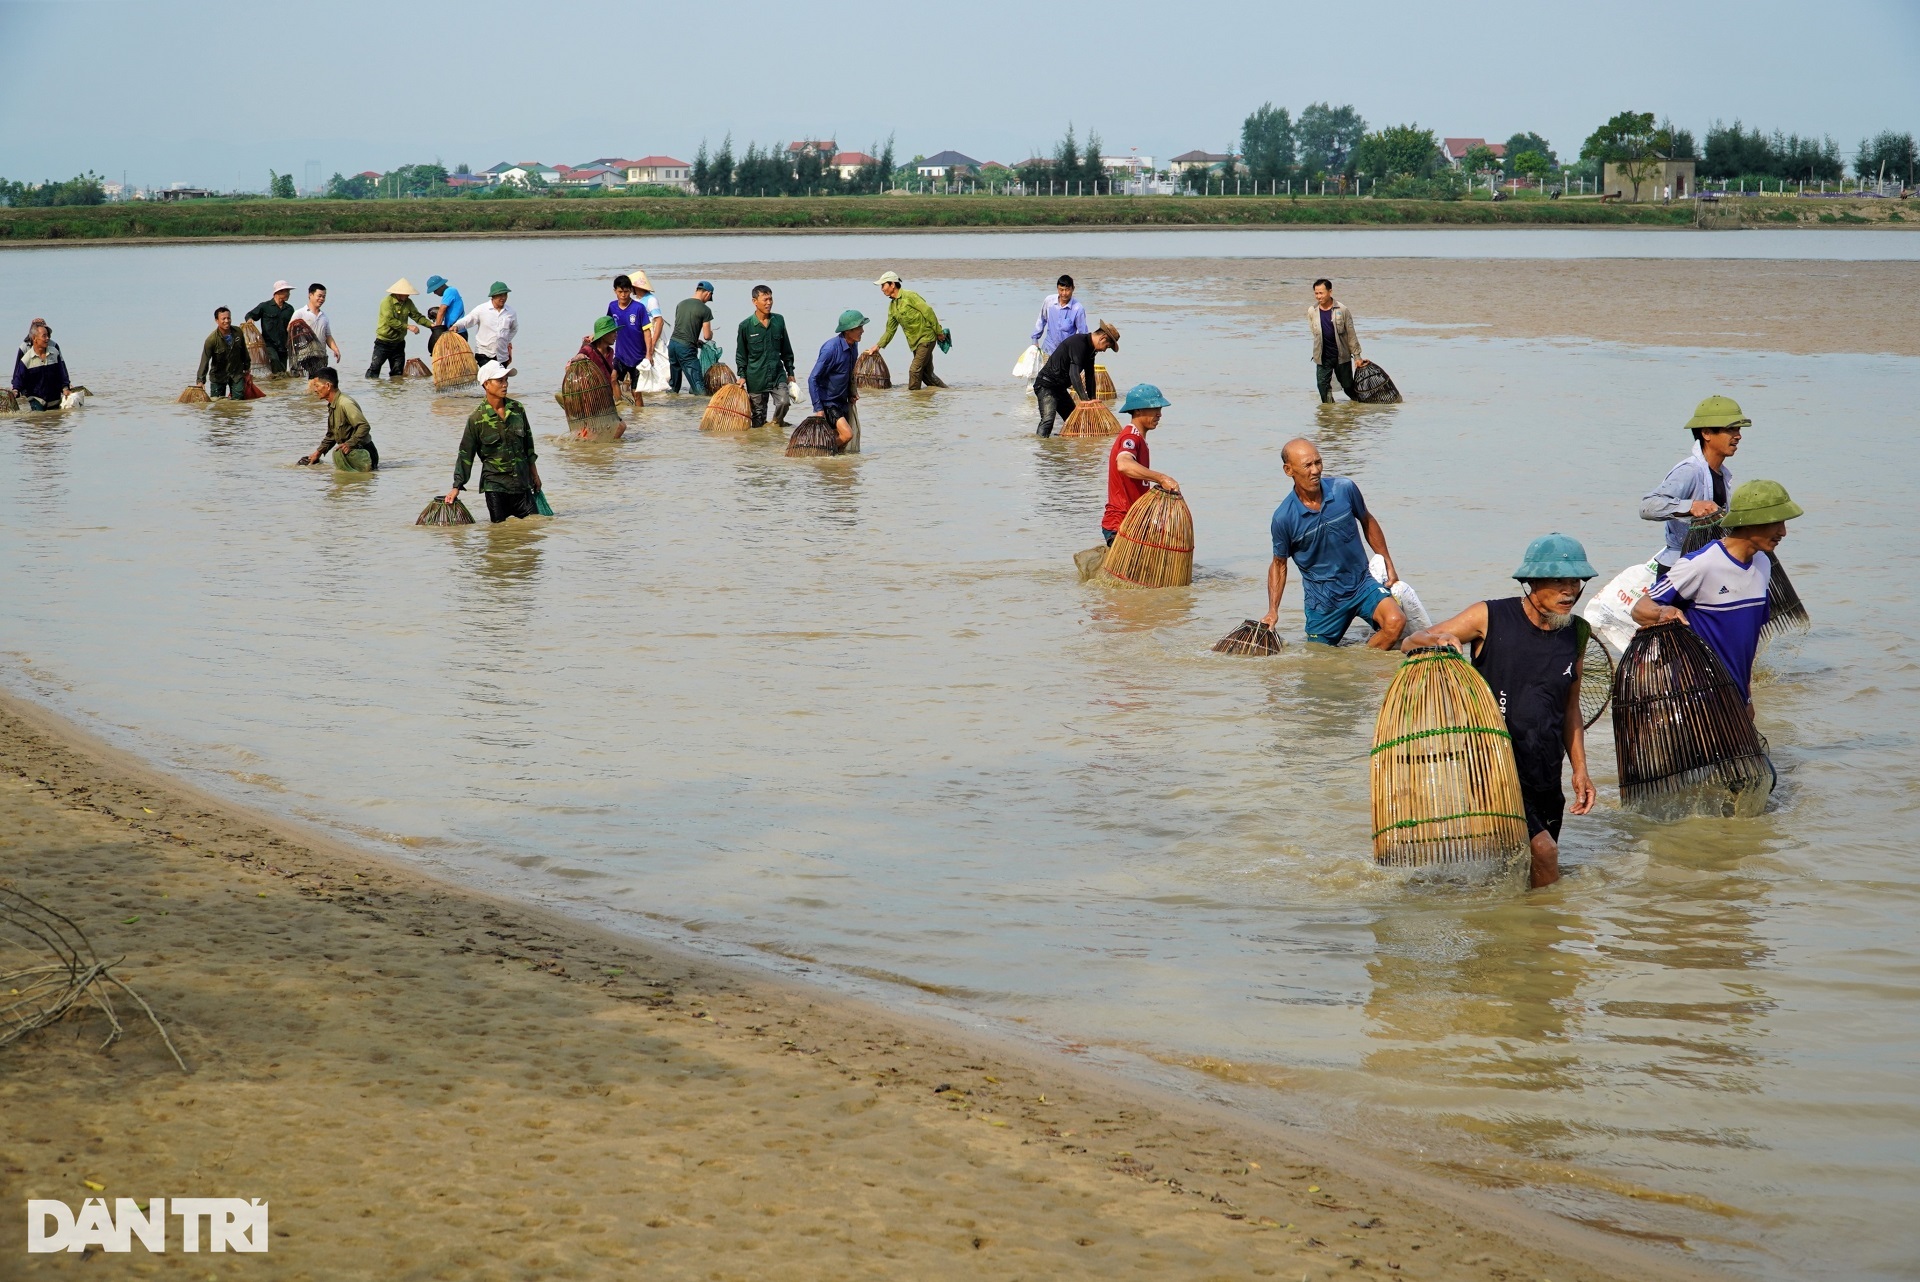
[[627, 270, 652, 291], [387, 278, 419, 295]]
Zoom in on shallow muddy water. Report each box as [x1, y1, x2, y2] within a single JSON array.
[[3, 235, 1916, 1279]]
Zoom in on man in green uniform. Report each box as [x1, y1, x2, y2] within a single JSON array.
[[195, 307, 252, 399], [244, 281, 295, 375], [299, 367, 379, 470], [368, 278, 430, 380], [446, 360, 544, 523], [867, 270, 950, 390], [735, 284, 796, 429]]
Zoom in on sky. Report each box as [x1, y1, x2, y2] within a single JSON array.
[[3, 0, 1916, 191]]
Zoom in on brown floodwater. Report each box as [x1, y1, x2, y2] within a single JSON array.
[[2, 230, 1916, 1279]]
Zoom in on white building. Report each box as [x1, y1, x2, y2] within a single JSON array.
[[622, 157, 693, 191]]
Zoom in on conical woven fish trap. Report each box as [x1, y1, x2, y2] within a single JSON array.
[[1100, 489, 1194, 589], [701, 383, 752, 431], [854, 351, 891, 389], [1370, 647, 1529, 867], [1058, 400, 1121, 438], [703, 362, 737, 393], [415, 496, 475, 526], [176, 385, 209, 404], [557, 355, 616, 419], [241, 319, 270, 373], [403, 357, 432, 378], [1678, 522, 1809, 641], [0, 390, 17, 412], [287, 319, 325, 377], [1212, 620, 1283, 655], [1611, 622, 1772, 819], [1093, 364, 1116, 403], [1352, 362, 1402, 403], [432, 330, 478, 390], [785, 414, 844, 457], [1580, 638, 1613, 729]]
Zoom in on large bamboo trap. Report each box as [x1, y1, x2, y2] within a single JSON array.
[[701, 383, 753, 431], [1611, 622, 1773, 820], [1057, 399, 1121, 438], [1100, 489, 1193, 589], [556, 355, 623, 440], [432, 330, 478, 390], [854, 351, 891, 389]]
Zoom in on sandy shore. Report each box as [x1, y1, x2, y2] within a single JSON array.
[[0, 690, 1729, 1281]]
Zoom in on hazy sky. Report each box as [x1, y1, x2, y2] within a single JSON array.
[[3, 1, 1915, 191]]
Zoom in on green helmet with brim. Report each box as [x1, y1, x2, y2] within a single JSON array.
[[1684, 394, 1751, 431], [1722, 479, 1803, 528], [1513, 532, 1597, 580]]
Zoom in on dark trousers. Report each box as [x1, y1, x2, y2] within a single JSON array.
[[612, 359, 640, 392], [484, 490, 538, 523], [367, 338, 406, 379], [1102, 527, 1117, 546], [207, 374, 246, 400], [263, 345, 288, 374], [748, 383, 792, 428], [668, 339, 702, 393], [1316, 360, 1359, 403], [907, 341, 946, 390], [1034, 382, 1069, 436]]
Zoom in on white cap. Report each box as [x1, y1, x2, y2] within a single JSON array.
[[477, 360, 516, 382], [271, 280, 293, 294], [874, 271, 902, 286]]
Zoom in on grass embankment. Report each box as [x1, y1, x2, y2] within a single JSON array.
[[0, 195, 1729, 242]]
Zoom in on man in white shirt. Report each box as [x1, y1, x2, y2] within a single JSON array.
[[290, 283, 343, 371], [449, 280, 518, 368]]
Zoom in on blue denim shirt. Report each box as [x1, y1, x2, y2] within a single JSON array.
[[1640, 443, 1731, 567], [1030, 296, 1089, 355], [809, 334, 858, 418]]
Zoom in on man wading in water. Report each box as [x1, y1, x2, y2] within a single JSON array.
[[1308, 278, 1369, 403], [1401, 534, 1601, 888], [446, 361, 544, 523], [300, 367, 379, 470], [1642, 394, 1745, 571], [1261, 438, 1405, 647]]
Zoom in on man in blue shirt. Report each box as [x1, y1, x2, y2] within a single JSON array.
[[809, 309, 867, 454], [1030, 274, 1089, 356], [1260, 437, 1406, 647], [1640, 394, 1744, 569], [606, 274, 651, 398], [425, 275, 465, 355], [1634, 479, 1803, 702]]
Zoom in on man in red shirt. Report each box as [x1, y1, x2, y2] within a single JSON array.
[[1103, 383, 1180, 544]]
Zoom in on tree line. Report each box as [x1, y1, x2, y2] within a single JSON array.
[[0, 173, 107, 207], [693, 138, 896, 197]]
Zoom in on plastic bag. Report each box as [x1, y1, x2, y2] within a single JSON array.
[[1368, 554, 1433, 632], [60, 387, 87, 410], [697, 340, 722, 376], [1012, 345, 1042, 379], [1583, 557, 1661, 658]]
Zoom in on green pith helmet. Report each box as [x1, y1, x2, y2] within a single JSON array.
[[1723, 479, 1804, 528], [1513, 532, 1597, 580], [591, 315, 618, 343], [835, 309, 870, 333], [1684, 395, 1752, 431], [489, 280, 510, 297]]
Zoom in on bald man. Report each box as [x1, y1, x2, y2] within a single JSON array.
[[1261, 438, 1405, 648]]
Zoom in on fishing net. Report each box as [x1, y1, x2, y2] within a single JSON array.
[[1611, 621, 1773, 821], [416, 496, 475, 526], [1580, 636, 1613, 729], [1370, 647, 1528, 867], [241, 319, 271, 374], [332, 448, 373, 473], [1352, 362, 1402, 403], [1213, 620, 1284, 655]]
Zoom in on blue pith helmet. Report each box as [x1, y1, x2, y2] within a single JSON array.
[[1118, 383, 1170, 414], [1513, 532, 1597, 580], [426, 274, 448, 292]]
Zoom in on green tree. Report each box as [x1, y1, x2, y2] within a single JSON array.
[[1297, 102, 1367, 177], [269, 170, 297, 199], [1502, 132, 1556, 175], [1460, 143, 1500, 175], [1856, 130, 1917, 184], [1241, 102, 1296, 182], [1354, 124, 1440, 180], [1580, 110, 1669, 201], [326, 171, 374, 200], [1513, 150, 1554, 183], [0, 172, 106, 207]]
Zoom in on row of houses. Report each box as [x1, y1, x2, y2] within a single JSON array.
[[469, 142, 888, 191]]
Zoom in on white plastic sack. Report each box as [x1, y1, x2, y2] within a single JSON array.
[[1369, 554, 1434, 633], [60, 388, 86, 410], [634, 341, 671, 394], [1012, 345, 1043, 379], [1583, 557, 1660, 658]]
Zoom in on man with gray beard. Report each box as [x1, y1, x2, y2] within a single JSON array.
[[1398, 533, 1599, 889]]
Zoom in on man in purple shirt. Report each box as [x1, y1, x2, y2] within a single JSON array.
[[809, 309, 868, 453]]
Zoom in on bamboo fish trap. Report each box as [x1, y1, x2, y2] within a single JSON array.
[[415, 496, 475, 526], [287, 319, 325, 377], [432, 330, 479, 390], [1058, 399, 1121, 438], [176, 385, 209, 404], [1679, 522, 1810, 640], [403, 357, 432, 378], [1100, 488, 1194, 589], [1611, 621, 1773, 820], [556, 355, 623, 440], [703, 362, 738, 393], [241, 319, 270, 373], [1093, 363, 1116, 403], [1580, 636, 1614, 729], [701, 383, 752, 431], [1370, 647, 1529, 867], [1352, 361, 1403, 403], [0, 389, 17, 412], [1212, 620, 1283, 655], [785, 414, 844, 457], [854, 350, 891, 389]]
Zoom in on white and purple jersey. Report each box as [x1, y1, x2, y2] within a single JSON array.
[[1646, 541, 1772, 698]]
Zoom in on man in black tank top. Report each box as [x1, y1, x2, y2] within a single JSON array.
[[1399, 534, 1599, 888]]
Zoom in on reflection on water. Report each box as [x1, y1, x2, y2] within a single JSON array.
[[3, 242, 1918, 1280]]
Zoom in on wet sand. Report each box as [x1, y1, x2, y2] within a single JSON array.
[[0, 691, 1721, 1280]]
